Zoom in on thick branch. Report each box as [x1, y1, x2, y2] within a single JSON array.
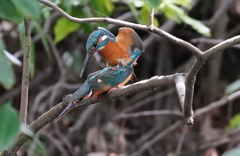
[[4, 74, 181, 154], [204, 35, 240, 59], [20, 19, 31, 123]]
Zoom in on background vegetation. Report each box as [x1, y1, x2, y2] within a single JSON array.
[[1, 0, 240, 155]]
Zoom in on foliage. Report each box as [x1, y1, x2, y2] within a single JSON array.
[[227, 113, 240, 130], [0, 0, 40, 23], [224, 80, 240, 96], [223, 146, 240, 156], [54, 17, 80, 44], [0, 40, 15, 89], [0, 102, 20, 151], [125, 0, 210, 36]]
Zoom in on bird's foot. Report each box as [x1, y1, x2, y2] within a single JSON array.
[[108, 87, 119, 93]]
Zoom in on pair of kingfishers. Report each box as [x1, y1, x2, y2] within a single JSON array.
[[57, 27, 144, 120]]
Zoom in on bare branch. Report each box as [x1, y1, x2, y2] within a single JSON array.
[[37, 0, 203, 57], [114, 110, 183, 119], [3, 74, 180, 154], [20, 19, 31, 123], [130, 121, 183, 156], [204, 35, 240, 59], [195, 90, 240, 117]]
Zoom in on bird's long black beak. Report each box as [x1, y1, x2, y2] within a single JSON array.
[[56, 103, 75, 121], [80, 52, 94, 78]]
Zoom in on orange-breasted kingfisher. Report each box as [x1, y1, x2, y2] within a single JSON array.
[[57, 49, 142, 120], [80, 27, 144, 78]]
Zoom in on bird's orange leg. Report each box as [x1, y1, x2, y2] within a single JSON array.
[[108, 87, 119, 93]]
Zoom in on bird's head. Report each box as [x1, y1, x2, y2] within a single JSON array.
[[80, 30, 112, 77], [56, 99, 81, 121]]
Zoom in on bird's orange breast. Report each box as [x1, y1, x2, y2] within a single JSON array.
[[98, 41, 130, 66]]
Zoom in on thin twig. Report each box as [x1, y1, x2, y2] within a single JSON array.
[[130, 121, 183, 156], [115, 110, 183, 119], [176, 125, 188, 155], [20, 19, 31, 123], [148, 8, 154, 30]]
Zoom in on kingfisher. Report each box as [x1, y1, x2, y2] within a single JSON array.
[[80, 27, 144, 78], [57, 49, 142, 120]]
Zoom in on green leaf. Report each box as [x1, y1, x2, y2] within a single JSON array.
[[224, 80, 240, 96], [180, 14, 210, 37], [147, 0, 163, 8], [0, 102, 20, 150], [160, 1, 210, 36], [168, 0, 192, 10], [141, 5, 151, 24], [30, 42, 35, 77], [0, 39, 15, 89], [10, 0, 40, 20], [227, 114, 240, 130], [160, 2, 182, 23], [54, 17, 80, 43], [0, 0, 22, 23], [223, 147, 240, 156], [90, 0, 114, 17]]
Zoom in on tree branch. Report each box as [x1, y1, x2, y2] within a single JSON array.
[[148, 8, 154, 30], [204, 35, 240, 59], [37, 0, 203, 57], [3, 74, 180, 154], [20, 19, 31, 123]]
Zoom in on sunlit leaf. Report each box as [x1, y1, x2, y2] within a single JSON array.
[[54, 17, 80, 43], [10, 0, 40, 20], [147, 0, 163, 8], [180, 14, 211, 37], [153, 17, 159, 27], [223, 147, 240, 156], [141, 5, 151, 24], [0, 39, 15, 89], [0, 0, 22, 23], [168, 0, 192, 10], [224, 80, 240, 96], [227, 113, 240, 130], [3, 50, 22, 66], [160, 2, 182, 23], [90, 0, 114, 17], [160, 1, 210, 36], [0, 102, 20, 150]]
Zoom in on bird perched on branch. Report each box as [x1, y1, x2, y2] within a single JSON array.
[[57, 49, 142, 120], [80, 27, 144, 78]]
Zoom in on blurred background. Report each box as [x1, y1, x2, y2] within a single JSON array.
[[1, 0, 240, 155]]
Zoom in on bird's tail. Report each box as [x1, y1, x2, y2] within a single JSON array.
[[127, 49, 142, 67]]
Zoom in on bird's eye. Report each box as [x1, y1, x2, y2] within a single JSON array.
[[93, 42, 97, 48]]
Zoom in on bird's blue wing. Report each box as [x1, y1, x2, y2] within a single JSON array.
[[90, 66, 133, 89]]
